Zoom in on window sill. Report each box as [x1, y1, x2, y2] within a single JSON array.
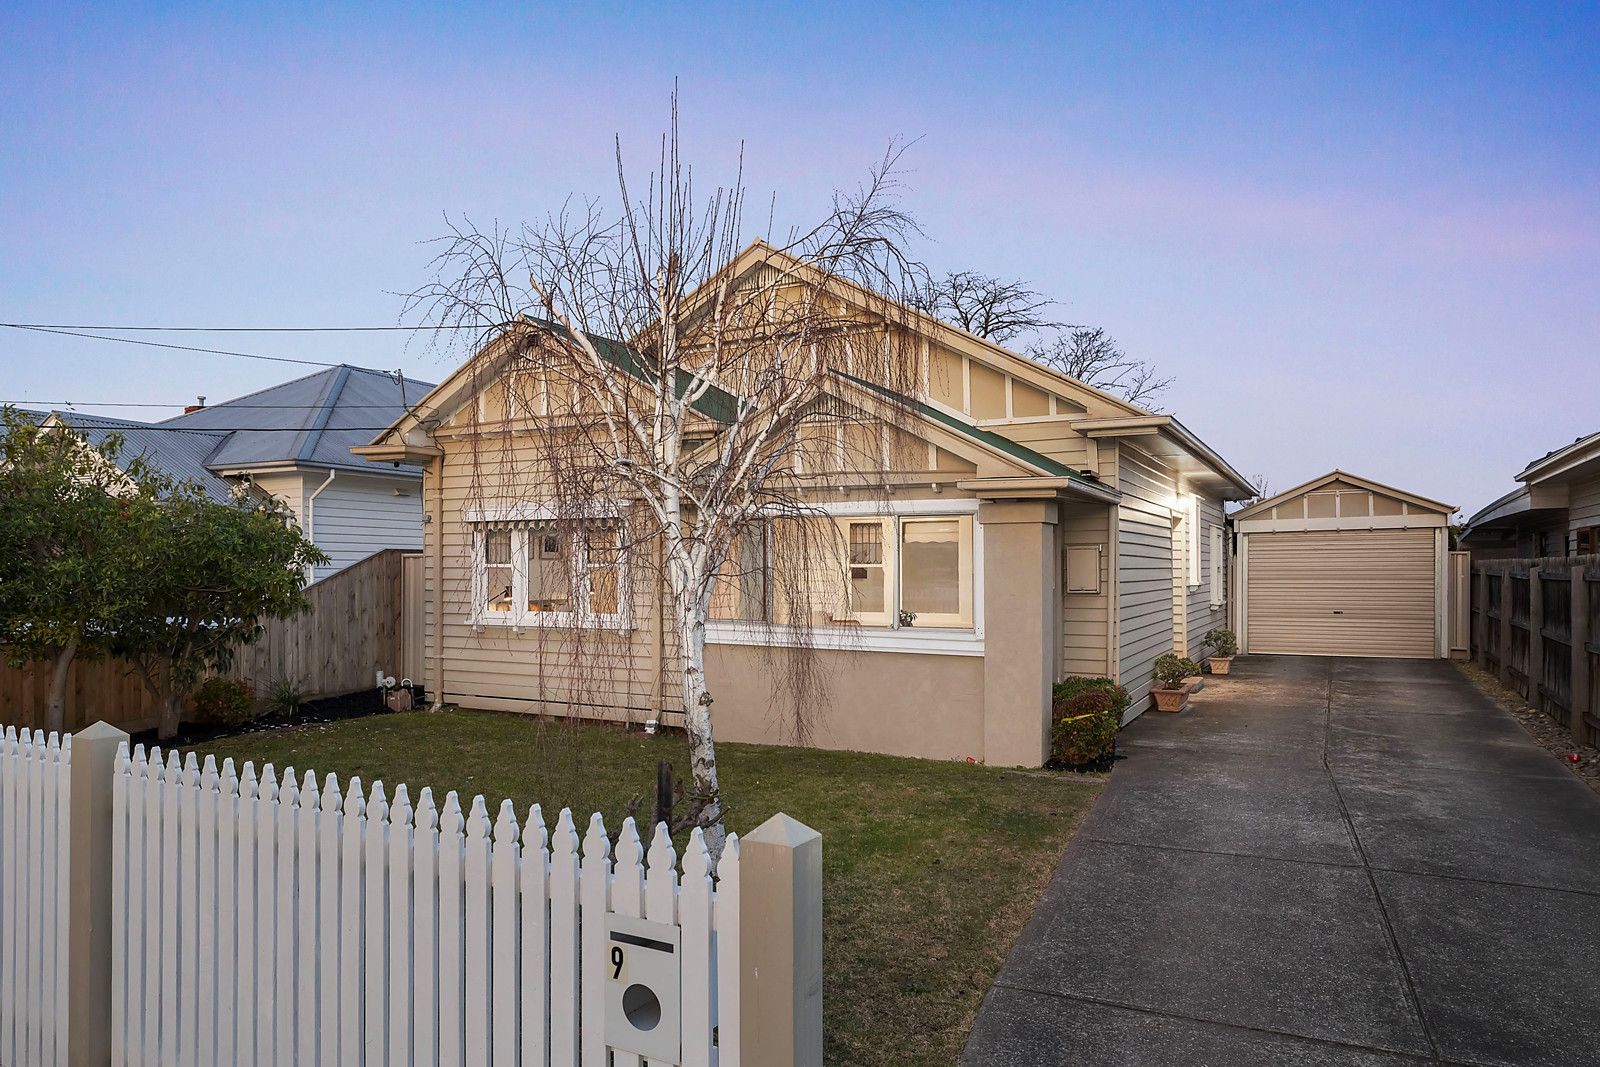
[[705, 620, 984, 657], [469, 613, 632, 633]]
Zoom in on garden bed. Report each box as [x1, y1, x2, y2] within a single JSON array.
[[184, 708, 1102, 1066], [133, 685, 415, 748]]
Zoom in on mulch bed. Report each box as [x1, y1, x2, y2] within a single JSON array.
[[130, 686, 420, 749], [1455, 662, 1600, 797]]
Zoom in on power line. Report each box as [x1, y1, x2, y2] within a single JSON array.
[[3, 401, 425, 410], [3, 324, 344, 368], [1, 323, 476, 333]]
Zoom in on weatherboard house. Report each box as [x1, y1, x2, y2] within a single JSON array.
[[39, 364, 435, 579], [357, 240, 1255, 767]]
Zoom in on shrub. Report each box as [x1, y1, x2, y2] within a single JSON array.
[[190, 677, 257, 728], [1052, 700, 1120, 766], [1204, 627, 1238, 657], [1153, 652, 1189, 690], [1052, 676, 1130, 718], [265, 675, 308, 717], [1179, 657, 1203, 678], [1049, 678, 1125, 767]]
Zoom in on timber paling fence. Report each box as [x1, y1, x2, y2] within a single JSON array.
[[1470, 554, 1600, 748], [0, 548, 416, 735], [0, 722, 822, 1067]]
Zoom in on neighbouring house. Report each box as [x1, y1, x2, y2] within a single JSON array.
[[39, 364, 435, 579], [1230, 471, 1455, 659], [357, 242, 1254, 767], [1460, 430, 1600, 561]]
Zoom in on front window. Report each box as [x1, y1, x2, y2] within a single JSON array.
[[472, 521, 626, 627], [712, 512, 974, 630]]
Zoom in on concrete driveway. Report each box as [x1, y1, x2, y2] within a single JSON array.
[[962, 656, 1600, 1067]]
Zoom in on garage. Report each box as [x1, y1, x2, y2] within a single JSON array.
[[1233, 471, 1453, 659]]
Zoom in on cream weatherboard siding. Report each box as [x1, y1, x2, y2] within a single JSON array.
[[1116, 444, 1178, 717], [1569, 472, 1600, 547], [1243, 528, 1438, 658], [306, 473, 426, 580], [1059, 504, 1114, 679]]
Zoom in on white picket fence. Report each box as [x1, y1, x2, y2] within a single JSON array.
[[0, 727, 73, 1067], [109, 743, 742, 1067]]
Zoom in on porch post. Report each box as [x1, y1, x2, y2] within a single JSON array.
[[978, 500, 1058, 767]]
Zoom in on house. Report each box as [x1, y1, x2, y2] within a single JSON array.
[[357, 242, 1254, 767], [41, 364, 435, 579], [1230, 471, 1455, 659], [1460, 430, 1600, 561]]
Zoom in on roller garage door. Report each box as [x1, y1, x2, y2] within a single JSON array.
[[1244, 528, 1438, 658]]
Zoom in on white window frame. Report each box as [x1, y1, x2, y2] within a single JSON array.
[[469, 514, 630, 631], [706, 499, 985, 656], [1209, 524, 1225, 608], [1185, 494, 1202, 589]]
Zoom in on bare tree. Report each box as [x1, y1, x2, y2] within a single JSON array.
[[920, 273, 1171, 408], [406, 105, 926, 861], [1025, 327, 1173, 409], [917, 271, 1065, 344]]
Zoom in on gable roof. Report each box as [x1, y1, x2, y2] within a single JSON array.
[[163, 364, 435, 475], [1516, 429, 1600, 485], [1230, 470, 1454, 520], [45, 411, 238, 502]]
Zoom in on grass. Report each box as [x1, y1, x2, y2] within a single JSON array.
[[187, 708, 1100, 1066]]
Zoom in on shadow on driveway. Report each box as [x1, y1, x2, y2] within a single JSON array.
[[961, 656, 1600, 1067]]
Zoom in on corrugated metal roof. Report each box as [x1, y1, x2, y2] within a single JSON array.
[[161, 365, 436, 475], [50, 411, 238, 502]]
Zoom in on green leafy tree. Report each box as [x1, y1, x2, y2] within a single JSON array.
[[113, 487, 326, 739], [0, 407, 160, 731]]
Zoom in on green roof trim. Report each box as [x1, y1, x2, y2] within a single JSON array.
[[538, 320, 738, 425], [834, 371, 1093, 482]]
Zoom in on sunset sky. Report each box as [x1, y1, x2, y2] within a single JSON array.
[[2, 2, 1596, 514]]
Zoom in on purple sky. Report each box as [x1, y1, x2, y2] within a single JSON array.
[[2, 3, 1596, 516]]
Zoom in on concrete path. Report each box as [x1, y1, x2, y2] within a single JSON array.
[[962, 656, 1600, 1067]]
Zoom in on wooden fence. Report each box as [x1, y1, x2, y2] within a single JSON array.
[[1, 724, 823, 1067], [0, 549, 418, 734], [0, 727, 72, 1067], [1470, 555, 1600, 747]]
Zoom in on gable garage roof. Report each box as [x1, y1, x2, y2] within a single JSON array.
[[1231, 470, 1454, 521], [164, 365, 436, 476]]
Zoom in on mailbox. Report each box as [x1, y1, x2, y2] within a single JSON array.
[[604, 913, 681, 1063]]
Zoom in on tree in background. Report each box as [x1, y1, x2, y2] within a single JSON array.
[[114, 486, 325, 739], [919, 272, 1172, 408], [1025, 327, 1173, 409], [0, 407, 156, 731]]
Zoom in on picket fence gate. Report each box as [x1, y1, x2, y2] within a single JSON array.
[[0, 728, 73, 1067], [0, 722, 821, 1067]]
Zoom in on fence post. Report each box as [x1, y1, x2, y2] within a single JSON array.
[[1573, 570, 1590, 747], [67, 720, 128, 1067], [739, 813, 823, 1067], [1528, 566, 1543, 712], [1499, 571, 1514, 688]]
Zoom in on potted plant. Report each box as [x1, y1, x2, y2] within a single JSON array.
[[1179, 656, 1204, 692], [1204, 627, 1238, 675], [1152, 652, 1191, 713]]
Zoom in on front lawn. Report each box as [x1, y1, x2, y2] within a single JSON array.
[[188, 709, 1099, 1066]]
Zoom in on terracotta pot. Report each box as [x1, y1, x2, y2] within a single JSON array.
[[1183, 675, 1204, 693], [1208, 656, 1233, 675], [1153, 687, 1190, 713]]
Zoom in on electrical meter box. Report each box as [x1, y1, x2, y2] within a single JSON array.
[[604, 913, 682, 1063]]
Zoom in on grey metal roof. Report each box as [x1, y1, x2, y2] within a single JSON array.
[[161, 365, 436, 476], [50, 411, 238, 502]]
